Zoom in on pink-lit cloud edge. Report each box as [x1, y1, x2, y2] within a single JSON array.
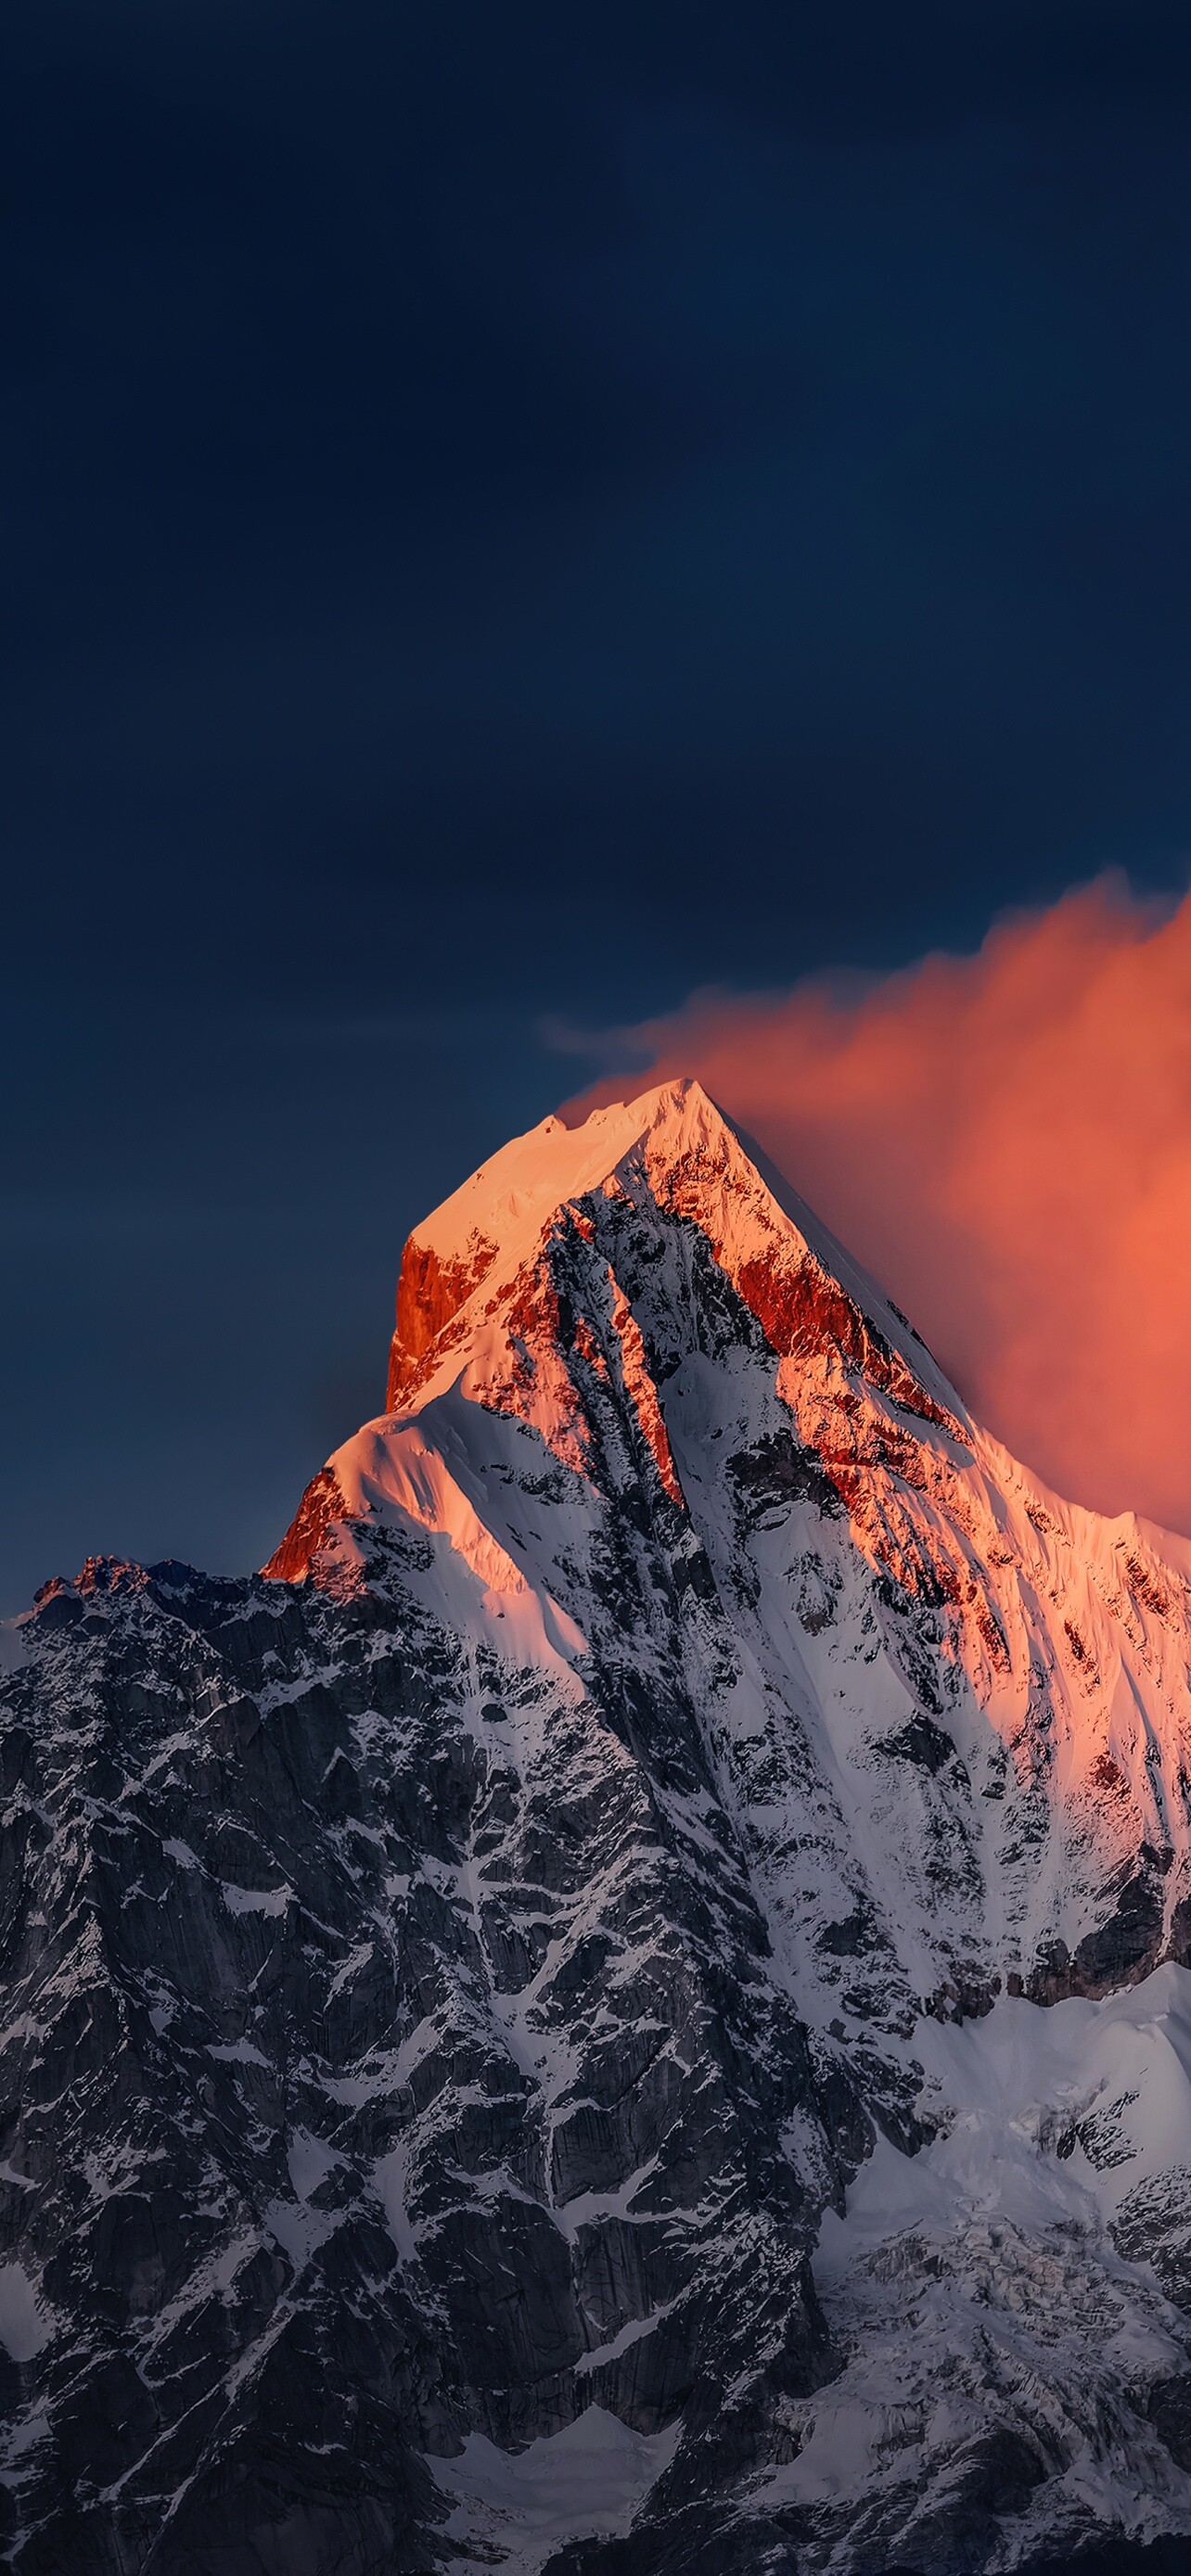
[[562, 874, 1191, 1537]]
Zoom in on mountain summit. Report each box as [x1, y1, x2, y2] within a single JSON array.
[[6, 1079, 1191, 2572], [272, 1076, 1191, 2020]]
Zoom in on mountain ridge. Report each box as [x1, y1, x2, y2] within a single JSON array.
[[6, 1078, 1191, 2571], [271, 1077, 1191, 2016]]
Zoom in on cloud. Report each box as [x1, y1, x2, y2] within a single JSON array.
[[565, 873, 1191, 1535]]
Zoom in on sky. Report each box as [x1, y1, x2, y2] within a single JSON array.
[[6, 0, 1191, 1607]]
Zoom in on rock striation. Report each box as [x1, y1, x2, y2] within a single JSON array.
[[6, 1080, 1191, 2570]]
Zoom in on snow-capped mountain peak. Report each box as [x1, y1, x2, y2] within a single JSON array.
[[9, 1080, 1191, 2572], [382, 1075, 960, 1425], [271, 1076, 1191, 2030]]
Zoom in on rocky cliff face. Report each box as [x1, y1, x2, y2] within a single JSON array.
[[7, 1079, 1191, 2573]]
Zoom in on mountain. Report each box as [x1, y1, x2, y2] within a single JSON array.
[[6, 1077, 1191, 2574]]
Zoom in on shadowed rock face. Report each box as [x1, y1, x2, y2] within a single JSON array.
[[7, 1080, 1191, 2572], [0, 1549, 845, 2573]]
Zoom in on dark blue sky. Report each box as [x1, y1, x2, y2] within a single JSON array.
[[6, 0, 1191, 1608]]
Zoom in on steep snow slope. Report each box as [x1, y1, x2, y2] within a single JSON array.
[[6, 1078, 1191, 2572]]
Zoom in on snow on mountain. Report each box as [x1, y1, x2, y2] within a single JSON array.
[[275, 1077, 1191, 2027], [6, 1076, 1191, 2572]]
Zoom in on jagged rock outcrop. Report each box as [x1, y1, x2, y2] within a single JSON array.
[[6, 1079, 1191, 2571]]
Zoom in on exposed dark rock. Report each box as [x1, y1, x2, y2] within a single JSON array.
[[1029, 1866, 1168, 2001]]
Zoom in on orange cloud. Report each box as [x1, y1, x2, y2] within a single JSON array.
[[567, 874, 1191, 1535]]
